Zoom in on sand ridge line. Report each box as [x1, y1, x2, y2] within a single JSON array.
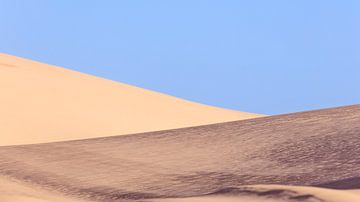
[[0, 53, 262, 146]]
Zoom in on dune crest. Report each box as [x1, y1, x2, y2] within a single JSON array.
[[0, 53, 262, 146]]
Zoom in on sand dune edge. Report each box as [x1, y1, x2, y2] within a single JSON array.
[[0, 53, 262, 146]]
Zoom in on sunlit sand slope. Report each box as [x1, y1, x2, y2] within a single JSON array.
[[0, 53, 262, 145], [0, 105, 359, 201]]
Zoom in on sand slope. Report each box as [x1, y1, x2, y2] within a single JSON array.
[[1, 179, 359, 202], [155, 185, 360, 202], [0, 176, 86, 202], [3, 176, 359, 202], [0, 53, 261, 146], [0, 105, 359, 201]]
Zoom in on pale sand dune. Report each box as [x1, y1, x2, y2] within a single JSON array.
[[0, 53, 262, 146], [0, 105, 359, 202]]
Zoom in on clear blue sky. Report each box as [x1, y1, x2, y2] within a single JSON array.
[[1, 1, 359, 115]]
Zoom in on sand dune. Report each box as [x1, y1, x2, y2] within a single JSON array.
[[1, 179, 359, 202], [0, 53, 261, 146], [0, 105, 359, 201], [3, 176, 359, 202], [0, 176, 85, 202]]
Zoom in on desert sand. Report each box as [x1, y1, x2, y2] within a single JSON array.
[[2, 178, 360, 202], [0, 176, 85, 202], [0, 104, 359, 202], [154, 185, 360, 202], [0, 53, 261, 146]]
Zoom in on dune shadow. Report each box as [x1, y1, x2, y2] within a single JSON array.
[[205, 186, 324, 202], [317, 177, 360, 189]]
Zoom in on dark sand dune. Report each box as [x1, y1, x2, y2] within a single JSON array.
[[0, 105, 360, 201]]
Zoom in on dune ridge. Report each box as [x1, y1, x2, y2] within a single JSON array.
[[0, 53, 262, 146], [0, 104, 359, 201]]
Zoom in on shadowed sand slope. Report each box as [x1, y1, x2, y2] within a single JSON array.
[[0, 53, 261, 146], [0, 105, 359, 201]]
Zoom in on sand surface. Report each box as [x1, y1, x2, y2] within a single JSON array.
[[3, 176, 359, 202], [1, 178, 359, 202], [0, 53, 261, 146], [154, 185, 360, 202], [0, 105, 359, 201], [0, 176, 85, 202], [1, 53, 358, 201]]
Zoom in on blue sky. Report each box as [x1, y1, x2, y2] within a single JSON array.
[[1, 1, 359, 115]]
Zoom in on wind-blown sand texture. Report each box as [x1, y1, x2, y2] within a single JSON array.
[[0, 176, 86, 202], [0, 105, 359, 202], [0, 53, 261, 146]]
